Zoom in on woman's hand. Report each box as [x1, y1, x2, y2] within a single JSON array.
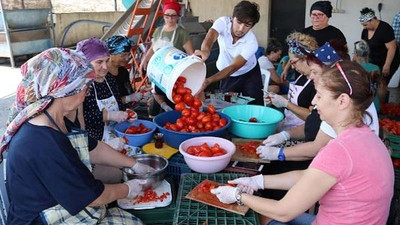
[[125, 179, 146, 199], [268, 93, 288, 108], [263, 131, 290, 146], [228, 174, 264, 194], [131, 162, 156, 174], [106, 111, 128, 122], [210, 186, 238, 204], [256, 146, 280, 160]]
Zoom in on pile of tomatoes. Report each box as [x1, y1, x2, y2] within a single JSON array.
[[379, 118, 400, 136], [133, 189, 170, 204], [380, 103, 400, 116], [238, 141, 261, 155], [186, 143, 227, 157], [125, 123, 151, 134], [197, 181, 218, 193], [164, 76, 228, 133]]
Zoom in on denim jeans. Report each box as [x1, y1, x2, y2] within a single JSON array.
[[267, 213, 316, 225]]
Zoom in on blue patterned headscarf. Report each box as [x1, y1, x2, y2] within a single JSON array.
[[105, 35, 135, 55], [313, 42, 341, 66], [288, 39, 313, 57]]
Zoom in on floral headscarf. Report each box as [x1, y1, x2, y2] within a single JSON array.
[[0, 48, 95, 158]]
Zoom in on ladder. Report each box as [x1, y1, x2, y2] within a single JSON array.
[[127, 0, 164, 91]]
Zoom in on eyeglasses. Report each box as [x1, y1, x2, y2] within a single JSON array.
[[311, 13, 325, 18], [335, 63, 353, 96], [164, 14, 178, 19], [290, 58, 301, 66]]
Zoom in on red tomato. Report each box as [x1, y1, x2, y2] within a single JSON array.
[[176, 87, 187, 95], [126, 109, 136, 119], [219, 118, 227, 127], [249, 117, 258, 122], [207, 105, 216, 114], [202, 115, 212, 123], [177, 76, 187, 83], [183, 93, 194, 106], [175, 102, 185, 111], [393, 158, 400, 169], [193, 98, 202, 108], [186, 117, 196, 126], [173, 94, 183, 103], [182, 108, 191, 117]]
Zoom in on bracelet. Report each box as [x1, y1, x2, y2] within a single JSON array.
[[278, 147, 285, 161], [235, 189, 243, 206]]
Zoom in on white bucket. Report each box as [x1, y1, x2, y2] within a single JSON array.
[[147, 46, 206, 102]]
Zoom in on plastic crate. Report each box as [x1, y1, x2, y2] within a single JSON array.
[[167, 153, 191, 185], [395, 169, 400, 192], [173, 173, 260, 225], [383, 129, 400, 158]]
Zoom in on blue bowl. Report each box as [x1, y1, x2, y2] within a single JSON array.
[[153, 111, 231, 149], [222, 105, 283, 139], [114, 120, 157, 146]]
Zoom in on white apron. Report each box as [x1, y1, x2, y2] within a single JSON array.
[[93, 80, 119, 142], [277, 75, 312, 131], [153, 24, 177, 51]]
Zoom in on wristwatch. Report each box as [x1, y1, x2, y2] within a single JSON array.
[[278, 147, 286, 161], [235, 188, 243, 206]]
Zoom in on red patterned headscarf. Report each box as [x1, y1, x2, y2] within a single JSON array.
[[0, 48, 95, 158]]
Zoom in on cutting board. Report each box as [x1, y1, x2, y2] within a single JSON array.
[[185, 179, 249, 216], [232, 138, 270, 163], [142, 143, 178, 159]]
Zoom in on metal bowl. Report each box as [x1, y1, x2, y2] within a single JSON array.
[[122, 154, 168, 190]]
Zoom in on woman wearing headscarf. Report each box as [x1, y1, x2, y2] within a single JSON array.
[[105, 35, 151, 109], [140, 0, 194, 117], [211, 61, 393, 225], [78, 37, 135, 141], [0, 48, 145, 224], [266, 32, 318, 132], [359, 7, 400, 82]]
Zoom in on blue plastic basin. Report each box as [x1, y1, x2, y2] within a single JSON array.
[[222, 105, 283, 139], [114, 120, 157, 147], [153, 111, 231, 149]]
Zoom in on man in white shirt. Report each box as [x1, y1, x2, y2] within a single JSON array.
[[194, 1, 263, 105]]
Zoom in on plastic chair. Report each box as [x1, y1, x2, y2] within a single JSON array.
[[0, 160, 8, 225], [260, 69, 271, 106]]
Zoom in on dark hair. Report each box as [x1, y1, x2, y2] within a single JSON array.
[[319, 60, 374, 126], [266, 38, 283, 55], [360, 7, 375, 16], [233, 1, 260, 26], [328, 39, 350, 60]]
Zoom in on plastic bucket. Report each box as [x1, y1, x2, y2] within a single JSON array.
[[147, 46, 206, 102]]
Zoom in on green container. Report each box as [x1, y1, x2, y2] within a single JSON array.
[[222, 105, 283, 139], [386, 132, 400, 159], [174, 173, 260, 225]]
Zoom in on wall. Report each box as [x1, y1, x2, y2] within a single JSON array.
[[305, 0, 400, 55], [188, 0, 270, 48], [53, 12, 123, 47]]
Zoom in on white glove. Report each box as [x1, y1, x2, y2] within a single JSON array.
[[268, 93, 289, 108], [106, 111, 128, 122], [229, 174, 264, 195], [105, 137, 126, 151], [131, 162, 156, 174], [125, 92, 143, 103], [125, 179, 146, 199], [160, 102, 173, 112], [256, 146, 282, 161], [263, 131, 290, 146], [210, 186, 238, 204], [143, 91, 152, 99]]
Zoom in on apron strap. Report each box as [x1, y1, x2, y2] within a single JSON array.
[[160, 24, 177, 44], [43, 111, 63, 132], [93, 79, 114, 101]]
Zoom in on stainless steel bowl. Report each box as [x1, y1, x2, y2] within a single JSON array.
[[122, 154, 168, 190]]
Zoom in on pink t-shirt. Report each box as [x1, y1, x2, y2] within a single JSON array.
[[310, 126, 394, 225]]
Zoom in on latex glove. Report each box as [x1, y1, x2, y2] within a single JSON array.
[[106, 111, 128, 122], [268, 93, 288, 108], [210, 186, 237, 204], [263, 131, 290, 146], [229, 174, 264, 195], [125, 92, 143, 103], [125, 179, 146, 199], [131, 162, 156, 174], [160, 102, 173, 112], [105, 137, 126, 151], [256, 146, 282, 160], [143, 91, 152, 100]]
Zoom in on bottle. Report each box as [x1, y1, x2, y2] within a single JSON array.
[[154, 133, 164, 148]]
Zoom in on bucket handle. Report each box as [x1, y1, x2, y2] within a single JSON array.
[[188, 54, 204, 62]]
